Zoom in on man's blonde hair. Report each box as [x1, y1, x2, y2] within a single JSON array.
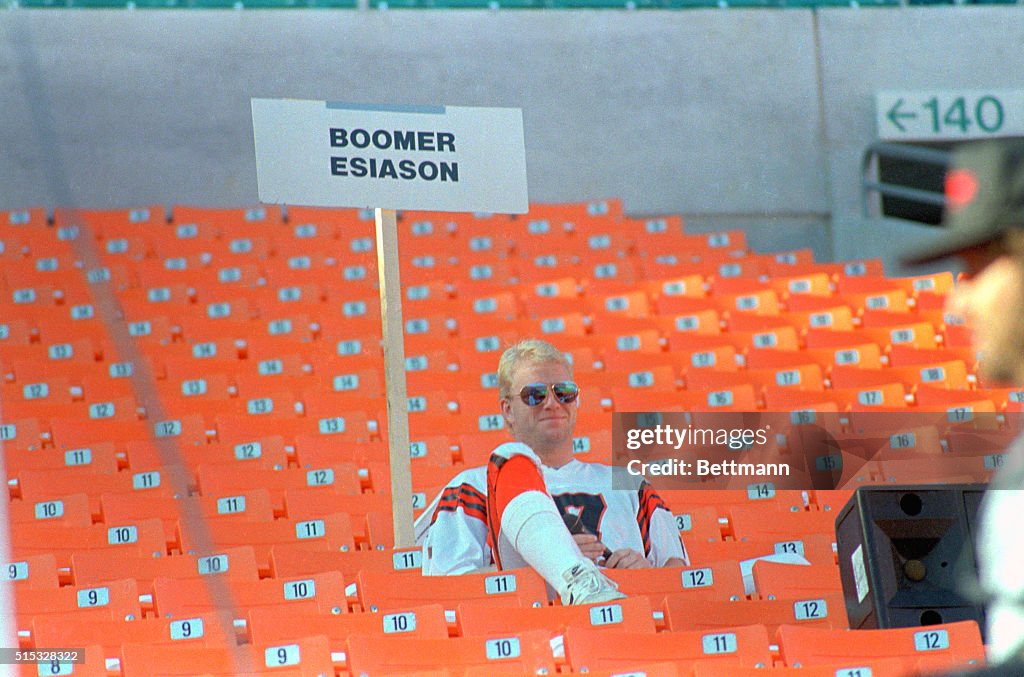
[[497, 339, 573, 399]]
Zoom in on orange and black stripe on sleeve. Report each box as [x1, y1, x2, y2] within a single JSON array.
[[636, 479, 669, 556], [430, 483, 488, 526]]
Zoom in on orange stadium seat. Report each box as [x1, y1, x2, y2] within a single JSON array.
[[783, 304, 857, 333], [100, 489, 276, 543], [444, 317, 528, 345], [12, 646, 109, 677], [11, 518, 168, 569], [151, 570, 347, 618], [584, 288, 651, 319], [196, 462, 364, 499], [564, 624, 773, 673], [15, 577, 142, 623], [119, 634, 335, 677], [637, 383, 761, 413], [214, 407, 373, 448], [603, 561, 747, 603], [663, 593, 847, 635], [692, 658, 909, 677], [644, 272, 708, 301], [520, 310, 589, 340], [832, 361, 970, 392], [4, 394, 143, 430], [831, 383, 909, 411], [630, 213, 686, 246], [658, 504, 724, 548], [130, 436, 290, 472], [709, 288, 782, 318], [1, 338, 104, 375], [726, 503, 837, 544], [245, 602, 449, 646], [290, 432, 388, 467], [583, 347, 682, 375], [688, 364, 824, 394], [49, 412, 208, 451], [346, 629, 556, 676], [284, 204, 368, 231], [2, 206, 49, 229], [722, 325, 803, 354], [72, 360, 162, 401], [14, 465, 186, 516], [814, 344, 887, 371], [665, 333, 740, 370], [652, 309, 723, 338], [653, 292, 718, 318], [836, 287, 910, 315], [0, 417, 46, 453], [739, 349, 825, 377], [267, 544, 425, 580], [914, 386, 999, 420], [976, 386, 1024, 412], [503, 222, 572, 258], [709, 276, 772, 297], [0, 316, 35, 347], [2, 553, 61, 590], [587, 365, 679, 398], [752, 560, 843, 600], [580, 260, 642, 297], [582, 330, 663, 362], [776, 621, 985, 673], [177, 510, 356, 561], [764, 248, 818, 272], [447, 260, 520, 297], [456, 430, 516, 466], [767, 272, 833, 299], [658, 488, 806, 513], [685, 536, 836, 571], [868, 271, 955, 299], [457, 595, 657, 637], [888, 343, 978, 371], [32, 611, 236, 655], [518, 278, 583, 318], [357, 567, 549, 614], [70, 546, 261, 592], [857, 320, 940, 351], [8, 492, 93, 529], [170, 204, 284, 229]]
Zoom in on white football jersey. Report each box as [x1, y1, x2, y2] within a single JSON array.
[[415, 458, 687, 575]]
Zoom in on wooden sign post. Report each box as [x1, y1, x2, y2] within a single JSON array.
[[252, 100, 528, 547], [374, 206, 413, 547]]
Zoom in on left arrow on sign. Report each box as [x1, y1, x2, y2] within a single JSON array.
[[887, 98, 917, 132]]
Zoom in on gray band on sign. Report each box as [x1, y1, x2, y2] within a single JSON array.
[[325, 102, 447, 115]]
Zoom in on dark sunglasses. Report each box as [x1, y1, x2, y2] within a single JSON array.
[[517, 381, 580, 407]]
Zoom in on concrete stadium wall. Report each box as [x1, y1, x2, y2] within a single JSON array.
[[0, 8, 1020, 271]]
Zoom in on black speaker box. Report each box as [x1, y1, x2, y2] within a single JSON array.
[[835, 484, 987, 636]]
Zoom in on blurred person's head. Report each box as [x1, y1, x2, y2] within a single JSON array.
[[498, 339, 579, 466], [902, 139, 1024, 386]]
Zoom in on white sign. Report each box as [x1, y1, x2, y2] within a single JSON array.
[[876, 90, 1023, 141], [252, 99, 528, 213]]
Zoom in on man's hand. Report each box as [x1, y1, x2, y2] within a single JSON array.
[[572, 533, 609, 563], [573, 534, 650, 569], [603, 548, 651, 569]]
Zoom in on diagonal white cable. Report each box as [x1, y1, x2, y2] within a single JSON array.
[[4, 18, 250, 673]]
